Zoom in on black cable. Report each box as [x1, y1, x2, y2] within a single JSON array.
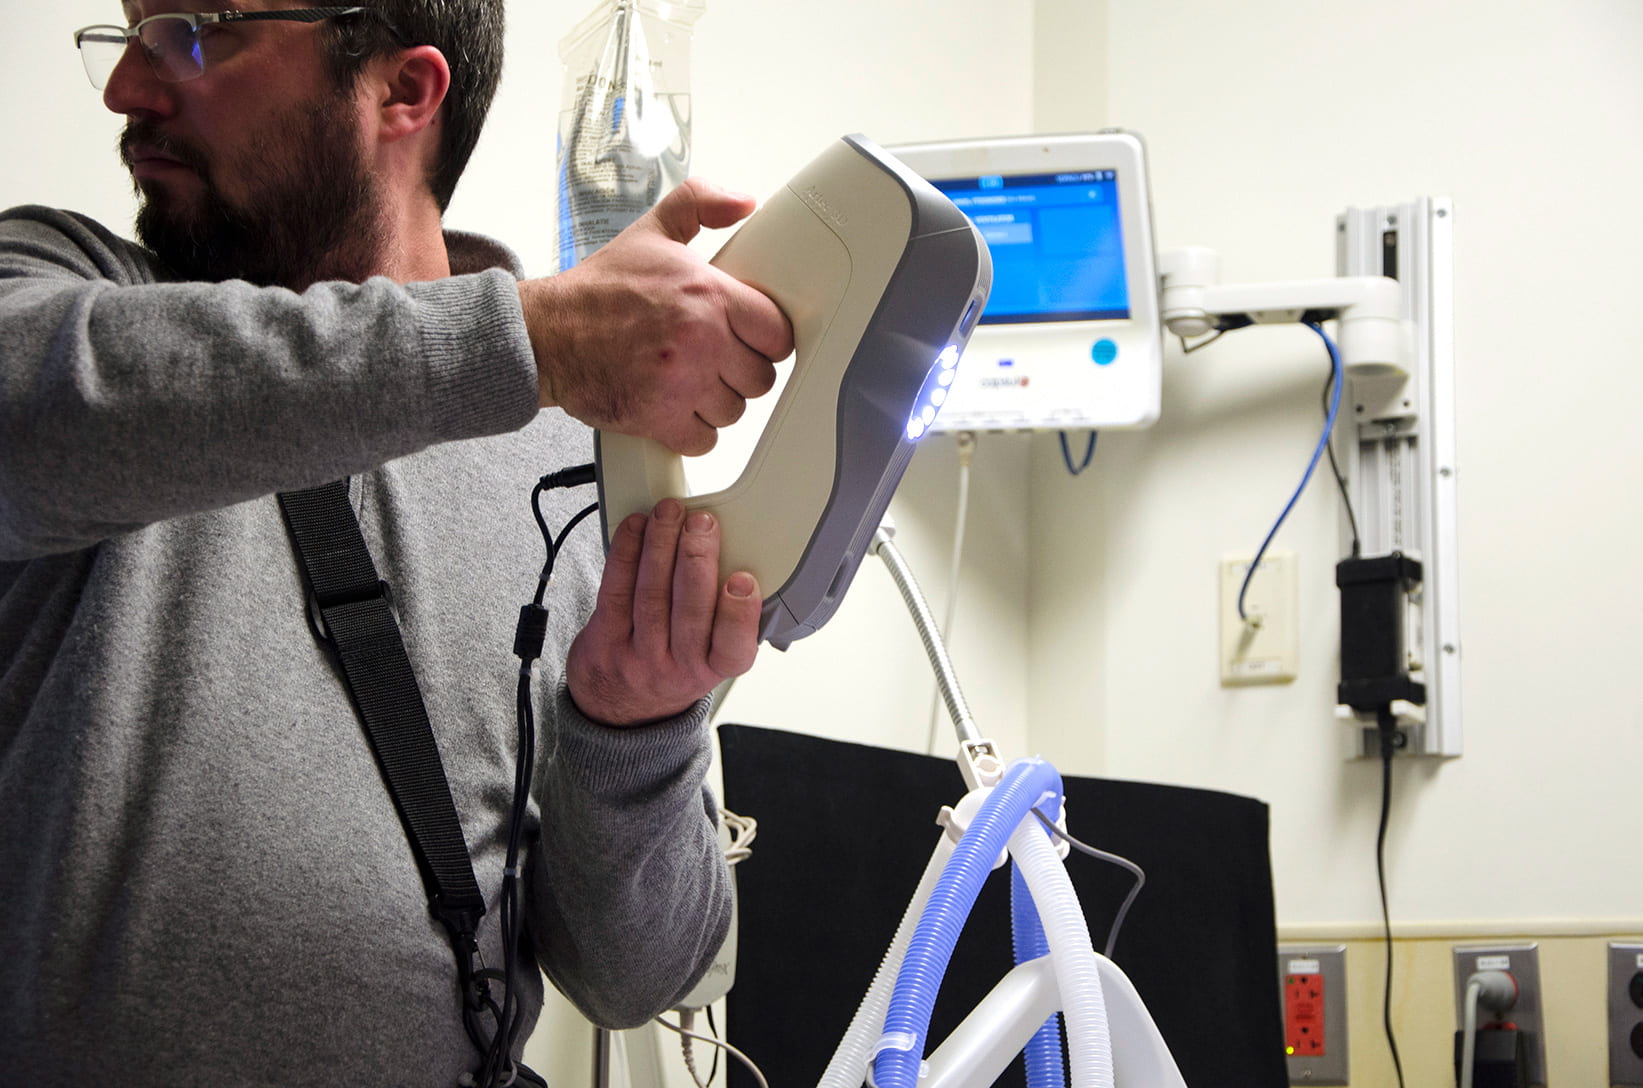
[[466, 470, 600, 1088], [1323, 366, 1362, 557], [530, 482, 599, 606], [539, 462, 598, 490], [530, 483, 553, 595], [555, 502, 602, 560], [705, 1004, 722, 1086], [478, 670, 536, 1086], [530, 462, 597, 603], [1375, 706, 1406, 1088]]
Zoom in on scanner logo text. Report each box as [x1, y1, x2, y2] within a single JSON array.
[[801, 185, 849, 227]]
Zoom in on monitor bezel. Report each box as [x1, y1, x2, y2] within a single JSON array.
[[889, 132, 1159, 339]]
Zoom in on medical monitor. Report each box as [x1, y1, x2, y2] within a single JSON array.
[[890, 132, 1162, 432]]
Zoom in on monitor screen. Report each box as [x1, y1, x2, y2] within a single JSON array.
[[930, 170, 1129, 325]]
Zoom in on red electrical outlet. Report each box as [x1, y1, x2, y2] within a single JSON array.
[[1280, 945, 1347, 1083], [1285, 972, 1327, 1056]]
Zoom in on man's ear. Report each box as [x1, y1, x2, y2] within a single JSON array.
[[371, 45, 451, 144]]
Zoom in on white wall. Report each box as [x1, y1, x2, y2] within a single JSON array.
[[1028, 0, 1643, 936], [4, 4, 138, 225]]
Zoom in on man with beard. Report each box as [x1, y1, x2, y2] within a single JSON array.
[[0, 2, 791, 1085]]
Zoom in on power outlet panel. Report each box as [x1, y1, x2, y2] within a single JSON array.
[[1220, 551, 1299, 686], [1610, 942, 1643, 1087], [1279, 944, 1348, 1085], [1452, 943, 1545, 1087]]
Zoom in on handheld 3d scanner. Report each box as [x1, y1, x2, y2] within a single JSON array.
[[595, 134, 993, 649]]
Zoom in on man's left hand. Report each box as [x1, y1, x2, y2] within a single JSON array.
[[567, 499, 761, 726]]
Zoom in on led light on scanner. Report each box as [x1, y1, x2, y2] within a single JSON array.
[[595, 135, 993, 649]]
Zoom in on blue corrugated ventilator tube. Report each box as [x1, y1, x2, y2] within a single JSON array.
[[871, 757, 1113, 1088]]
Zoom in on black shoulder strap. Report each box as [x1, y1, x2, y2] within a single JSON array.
[[277, 479, 551, 1088], [275, 479, 487, 946]]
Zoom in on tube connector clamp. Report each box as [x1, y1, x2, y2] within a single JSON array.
[[958, 739, 1004, 790], [1044, 797, 1073, 862], [936, 788, 1010, 872]]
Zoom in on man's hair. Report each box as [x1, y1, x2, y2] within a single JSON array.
[[322, 2, 505, 212]]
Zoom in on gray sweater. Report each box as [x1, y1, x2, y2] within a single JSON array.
[[0, 206, 731, 1086]]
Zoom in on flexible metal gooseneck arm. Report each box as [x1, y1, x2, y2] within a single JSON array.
[[869, 524, 980, 747]]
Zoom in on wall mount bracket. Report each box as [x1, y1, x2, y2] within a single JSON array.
[[1336, 198, 1460, 759]]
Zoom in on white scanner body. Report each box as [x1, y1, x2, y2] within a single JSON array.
[[595, 135, 992, 649]]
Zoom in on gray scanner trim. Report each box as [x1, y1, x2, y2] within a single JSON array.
[[760, 137, 992, 648]]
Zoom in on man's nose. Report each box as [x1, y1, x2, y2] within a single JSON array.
[[102, 43, 176, 119]]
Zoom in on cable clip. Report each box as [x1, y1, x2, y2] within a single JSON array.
[[957, 739, 1004, 790], [872, 1031, 919, 1058], [1032, 795, 1073, 862]]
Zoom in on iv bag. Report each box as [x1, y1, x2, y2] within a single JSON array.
[[555, 0, 706, 271]]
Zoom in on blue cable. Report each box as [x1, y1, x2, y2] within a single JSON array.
[[1237, 321, 1344, 621], [1059, 430, 1098, 475]]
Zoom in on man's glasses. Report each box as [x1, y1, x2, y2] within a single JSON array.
[[73, 7, 377, 89]]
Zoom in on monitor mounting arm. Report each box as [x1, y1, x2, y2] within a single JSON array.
[[1157, 246, 1407, 375]]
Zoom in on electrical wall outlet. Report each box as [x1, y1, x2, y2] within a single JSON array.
[[1220, 551, 1298, 686], [1610, 942, 1643, 1088], [1278, 944, 1347, 1085], [1452, 943, 1545, 1087]]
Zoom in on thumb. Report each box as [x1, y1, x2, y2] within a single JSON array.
[[646, 177, 758, 244]]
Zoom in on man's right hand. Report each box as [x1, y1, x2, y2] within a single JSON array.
[[517, 178, 793, 456]]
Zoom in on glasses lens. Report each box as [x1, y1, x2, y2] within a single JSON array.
[[76, 27, 127, 89], [138, 16, 205, 82]]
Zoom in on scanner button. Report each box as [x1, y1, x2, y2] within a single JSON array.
[[1091, 338, 1119, 366]]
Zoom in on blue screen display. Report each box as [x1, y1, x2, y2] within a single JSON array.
[[931, 171, 1129, 324]]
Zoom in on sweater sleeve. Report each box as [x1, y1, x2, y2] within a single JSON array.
[[527, 680, 733, 1028], [0, 206, 540, 559]]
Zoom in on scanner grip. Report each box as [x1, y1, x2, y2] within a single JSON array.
[[595, 140, 910, 598]]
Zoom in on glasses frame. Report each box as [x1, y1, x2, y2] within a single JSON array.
[[73, 7, 377, 89]]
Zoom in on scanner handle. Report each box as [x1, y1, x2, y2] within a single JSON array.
[[595, 139, 912, 597]]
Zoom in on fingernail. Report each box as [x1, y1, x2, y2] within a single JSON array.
[[726, 572, 756, 598], [686, 511, 714, 534], [654, 499, 684, 523]]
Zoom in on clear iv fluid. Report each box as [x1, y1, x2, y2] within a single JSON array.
[[555, 0, 701, 270]]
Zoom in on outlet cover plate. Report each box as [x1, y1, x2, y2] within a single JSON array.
[[1221, 551, 1299, 686], [1279, 944, 1348, 1085], [1452, 943, 1545, 1087], [1610, 942, 1643, 1088]]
